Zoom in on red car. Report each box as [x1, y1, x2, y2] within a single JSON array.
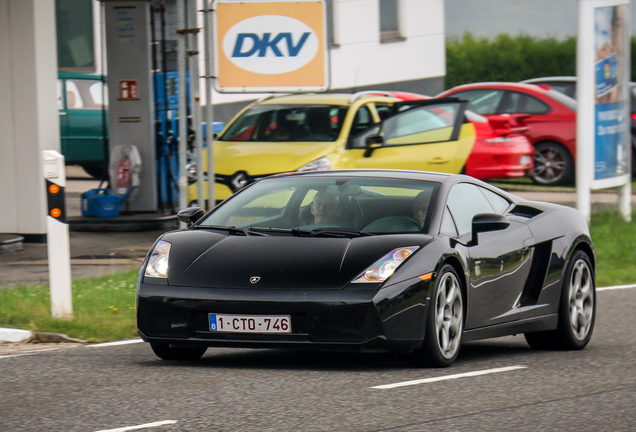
[[383, 91, 534, 181], [438, 82, 578, 186]]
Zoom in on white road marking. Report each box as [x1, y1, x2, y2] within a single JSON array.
[[371, 365, 527, 389], [597, 284, 636, 291], [87, 339, 144, 348], [93, 420, 178, 432], [0, 348, 65, 359]]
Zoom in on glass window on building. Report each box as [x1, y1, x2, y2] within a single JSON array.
[[379, 0, 403, 43], [56, 0, 95, 70]]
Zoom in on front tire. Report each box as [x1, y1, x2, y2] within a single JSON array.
[[525, 250, 595, 350], [150, 343, 207, 361], [408, 265, 464, 367], [531, 141, 574, 186]]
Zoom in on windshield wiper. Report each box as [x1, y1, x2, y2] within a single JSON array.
[[193, 225, 268, 236], [197, 226, 370, 238], [291, 228, 371, 238], [246, 227, 294, 234]]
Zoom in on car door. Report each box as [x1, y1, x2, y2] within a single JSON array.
[[346, 100, 475, 174], [441, 182, 534, 330], [62, 77, 109, 168]]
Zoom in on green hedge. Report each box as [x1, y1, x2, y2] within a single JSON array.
[[445, 33, 635, 89]]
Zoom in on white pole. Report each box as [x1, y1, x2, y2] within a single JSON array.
[[576, 0, 594, 222], [187, 0, 204, 207], [177, 0, 188, 224], [43, 150, 72, 319], [618, 0, 632, 222], [619, 182, 632, 221], [204, 0, 216, 209]]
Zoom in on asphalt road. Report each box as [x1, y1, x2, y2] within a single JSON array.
[[1, 286, 634, 432]]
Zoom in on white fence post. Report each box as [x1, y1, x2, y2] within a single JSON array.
[[43, 150, 73, 319]]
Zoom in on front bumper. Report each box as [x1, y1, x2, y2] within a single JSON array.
[[137, 278, 432, 352]]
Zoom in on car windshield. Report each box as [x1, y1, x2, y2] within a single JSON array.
[[198, 176, 439, 235], [218, 104, 349, 142]]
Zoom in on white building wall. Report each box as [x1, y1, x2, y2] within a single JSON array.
[[0, 0, 18, 232], [329, 0, 444, 89]]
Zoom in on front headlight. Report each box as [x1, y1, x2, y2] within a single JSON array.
[[352, 246, 419, 283], [296, 156, 331, 172], [144, 240, 172, 278]]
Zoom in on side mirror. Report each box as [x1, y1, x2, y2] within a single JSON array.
[[471, 213, 510, 245], [177, 206, 205, 226], [364, 135, 384, 157]]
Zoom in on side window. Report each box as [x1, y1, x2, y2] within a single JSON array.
[[88, 81, 108, 108], [445, 183, 497, 236], [351, 105, 373, 135], [65, 80, 83, 109], [440, 206, 458, 236], [501, 91, 550, 114], [383, 103, 458, 146], [375, 103, 394, 121], [452, 90, 504, 115], [518, 93, 550, 114], [481, 188, 510, 213]]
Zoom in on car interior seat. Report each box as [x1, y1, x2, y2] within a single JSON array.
[[66, 91, 77, 109], [298, 196, 364, 229]]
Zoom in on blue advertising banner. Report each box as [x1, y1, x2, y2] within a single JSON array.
[[594, 5, 629, 180], [595, 101, 628, 179]]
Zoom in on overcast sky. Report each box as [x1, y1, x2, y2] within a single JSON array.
[[445, 0, 636, 39]]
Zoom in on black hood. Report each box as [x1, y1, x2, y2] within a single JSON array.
[[159, 230, 431, 289]]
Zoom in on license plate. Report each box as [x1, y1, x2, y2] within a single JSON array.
[[209, 314, 292, 334]]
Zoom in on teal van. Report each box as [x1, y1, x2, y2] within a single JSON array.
[[57, 71, 109, 178]]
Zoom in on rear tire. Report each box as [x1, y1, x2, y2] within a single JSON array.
[[525, 250, 595, 350], [531, 141, 574, 186], [150, 343, 207, 361], [408, 265, 464, 367]]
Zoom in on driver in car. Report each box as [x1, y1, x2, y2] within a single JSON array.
[[412, 190, 432, 225], [310, 192, 342, 225]]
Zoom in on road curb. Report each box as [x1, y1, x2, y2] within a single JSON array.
[[0, 328, 86, 344]]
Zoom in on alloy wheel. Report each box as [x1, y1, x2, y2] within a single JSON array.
[[568, 258, 594, 341], [434, 271, 463, 359]]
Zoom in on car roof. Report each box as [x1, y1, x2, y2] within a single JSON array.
[[254, 92, 401, 106], [523, 76, 636, 88], [522, 76, 577, 83], [441, 82, 552, 94], [270, 168, 454, 182]]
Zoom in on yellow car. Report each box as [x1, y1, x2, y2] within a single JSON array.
[[188, 92, 475, 205]]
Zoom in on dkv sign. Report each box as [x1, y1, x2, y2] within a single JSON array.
[[214, 0, 328, 92]]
